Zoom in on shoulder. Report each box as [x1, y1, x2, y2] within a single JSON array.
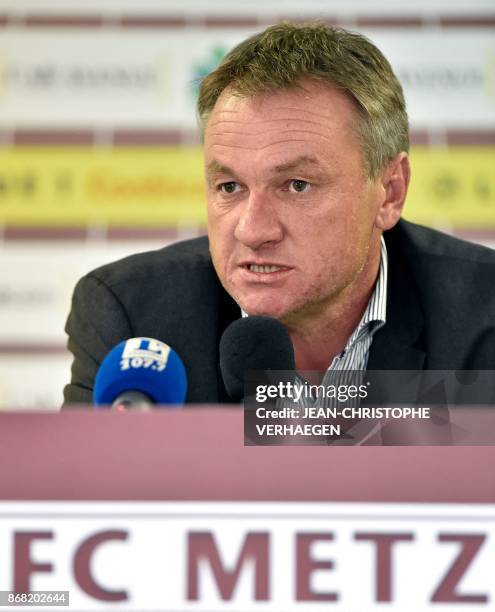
[[83, 236, 213, 292], [64, 236, 233, 405], [386, 219, 495, 266], [385, 219, 495, 333], [381, 220, 495, 368], [70, 236, 220, 324]]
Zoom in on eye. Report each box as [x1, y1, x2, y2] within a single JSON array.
[[289, 179, 310, 193], [218, 181, 239, 194]]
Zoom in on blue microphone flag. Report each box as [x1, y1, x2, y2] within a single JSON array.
[[94, 337, 187, 406]]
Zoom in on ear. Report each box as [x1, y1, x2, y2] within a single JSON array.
[[374, 152, 410, 231]]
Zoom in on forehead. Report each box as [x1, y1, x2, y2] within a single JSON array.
[[204, 80, 362, 168]]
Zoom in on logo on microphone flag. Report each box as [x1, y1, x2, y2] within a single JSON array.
[[120, 337, 171, 373]]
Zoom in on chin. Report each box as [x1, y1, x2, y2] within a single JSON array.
[[238, 299, 290, 320], [241, 306, 280, 319]]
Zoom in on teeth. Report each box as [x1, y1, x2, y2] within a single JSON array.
[[249, 264, 281, 273]]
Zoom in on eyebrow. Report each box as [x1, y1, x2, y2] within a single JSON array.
[[272, 155, 322, 173], [206, 160, 234, 177], [206, 155, 322, 178]]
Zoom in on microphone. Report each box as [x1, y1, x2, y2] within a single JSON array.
[[94, 337, 187, 409], [219, 316, 295, 402]]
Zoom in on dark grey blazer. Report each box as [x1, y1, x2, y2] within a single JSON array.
[[63, 220, 495, 406]]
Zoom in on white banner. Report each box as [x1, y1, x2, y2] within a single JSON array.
[[369, 29, 495, 130], [0, 0, 494, 17], [0, 502, 493, 611], [0, 240, 168, 344], [0, 30, 213, 128], [0, 352, 70, 409], [0, 28, 493, 130]]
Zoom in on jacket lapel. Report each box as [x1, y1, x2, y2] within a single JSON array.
[[180, 268, 240, 404], [367, 228, 426, 372]]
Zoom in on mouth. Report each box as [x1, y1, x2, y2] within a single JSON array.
[[238, 261, 293, 281], [245, 264, 284, 274]]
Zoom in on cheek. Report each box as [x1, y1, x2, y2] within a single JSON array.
[[207, 198, 238, 234], [208, 218, 237, 275], [298, 223, 363, 284]]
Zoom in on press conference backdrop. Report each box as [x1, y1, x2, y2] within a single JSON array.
[[0, 0, 494, 409]]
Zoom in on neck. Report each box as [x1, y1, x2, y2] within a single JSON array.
[[283, 238, 382, 373]]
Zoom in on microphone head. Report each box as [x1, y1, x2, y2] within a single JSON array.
[[219, 316, 295, 401], [94, 337, 187, 407]]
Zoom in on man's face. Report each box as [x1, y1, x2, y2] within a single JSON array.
[[205, 80, 387, 326]]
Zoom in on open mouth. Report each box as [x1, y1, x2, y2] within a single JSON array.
[[246, 264, 283, 273]]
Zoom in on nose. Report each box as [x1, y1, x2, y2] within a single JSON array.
[[234, 190, 283, 250]]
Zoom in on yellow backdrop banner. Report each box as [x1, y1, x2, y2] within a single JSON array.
[[0, 146, 493, 228]]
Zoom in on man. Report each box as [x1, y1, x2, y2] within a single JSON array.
[[63, 23, 495, 406]]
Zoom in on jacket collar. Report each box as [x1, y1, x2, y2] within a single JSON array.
[[367, 225, 426, 371]]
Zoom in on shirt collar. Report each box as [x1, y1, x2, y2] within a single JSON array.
[[344, 235, 388, 349]]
